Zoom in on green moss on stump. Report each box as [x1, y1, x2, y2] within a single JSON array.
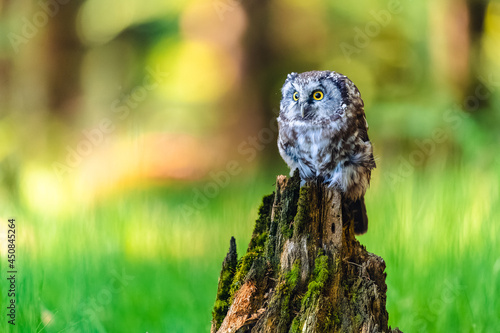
[[212, 299, 230, 329], [212, 237, 238, 330], [227, 192, 275, 301], [290, 316, 301, 333], [301, 253, 330, 309], [294, 186, 311, 236], [278, 170, 301, 240], [291, 253, 334, 333], [275, 260, 301, 326], [229, 249, 261, 301], [286, 260, 301, 288], [248, 193, 274, 252]]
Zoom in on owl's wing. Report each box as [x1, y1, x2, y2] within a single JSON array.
[[357, 113, 376, 170], [358, 114, 370, 142]]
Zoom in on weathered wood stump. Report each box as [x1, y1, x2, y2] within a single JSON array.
[[211, 172, 402, 333]]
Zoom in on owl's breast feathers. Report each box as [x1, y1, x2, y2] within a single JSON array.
[[277, 114, 375, 200]]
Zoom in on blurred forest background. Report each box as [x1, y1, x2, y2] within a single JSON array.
[[0, 0, 499, 332]]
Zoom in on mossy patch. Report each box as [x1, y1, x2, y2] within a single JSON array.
[[212, 299, 230, 329], [294, 185, 311, 236], [291, 253, 332, 332], [275, 260, 301, 325], [290, 316, 301, 333], [227, 193, 274, 301], [285, 259, 301, 289], [212, 238, 238, 330], [229, 249, 262, 300], [278, 170, 301, 239], [248, 193, 274, 252], [252, 232, 268, 252], [301, 252, 330, 308], [319, 302, 339, 333], [353, 314, 362, 327]]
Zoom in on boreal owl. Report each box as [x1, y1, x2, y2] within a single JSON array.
[[277, 70, 376, 234]]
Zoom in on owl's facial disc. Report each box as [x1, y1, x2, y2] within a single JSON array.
[[295, 88, 324, 118]]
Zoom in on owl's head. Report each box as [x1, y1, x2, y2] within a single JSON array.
[[279, 70, 364, 124]]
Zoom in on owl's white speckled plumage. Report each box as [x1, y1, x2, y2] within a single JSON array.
[[277, 70, 376, 234]]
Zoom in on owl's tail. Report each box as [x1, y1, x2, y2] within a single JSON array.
[[342, 196, 368, 235]]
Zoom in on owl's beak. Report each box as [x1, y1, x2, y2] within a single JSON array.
[[300, 104, 305, 118]]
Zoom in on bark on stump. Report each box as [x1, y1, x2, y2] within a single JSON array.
[[211, 172, 402, 333]]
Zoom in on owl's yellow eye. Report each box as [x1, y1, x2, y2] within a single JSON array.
[[293, 92, 299, 101], [313, 90, 324, 101]]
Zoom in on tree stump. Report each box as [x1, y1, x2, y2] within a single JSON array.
[[211, 171, 402, 333]]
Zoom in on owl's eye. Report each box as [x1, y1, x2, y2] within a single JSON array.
[[313, 90, 324, 101], [293, 92, 299, 101]]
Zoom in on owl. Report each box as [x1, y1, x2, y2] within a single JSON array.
[[277, 70, 376, 234]]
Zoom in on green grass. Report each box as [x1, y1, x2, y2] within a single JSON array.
[[363, 163, 500, 332], [0, 160, 499, 332], [0, 174, 272, 332]]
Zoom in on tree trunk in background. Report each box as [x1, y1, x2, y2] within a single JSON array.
[[430, 0, 490, 110], [236, 0, 282, 163], [211, 172, 402, 333], [45, 0, 85, 120], [4, 0, 85, 120], [464, 0, 489, 111], [240, 0, 272, 108]]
